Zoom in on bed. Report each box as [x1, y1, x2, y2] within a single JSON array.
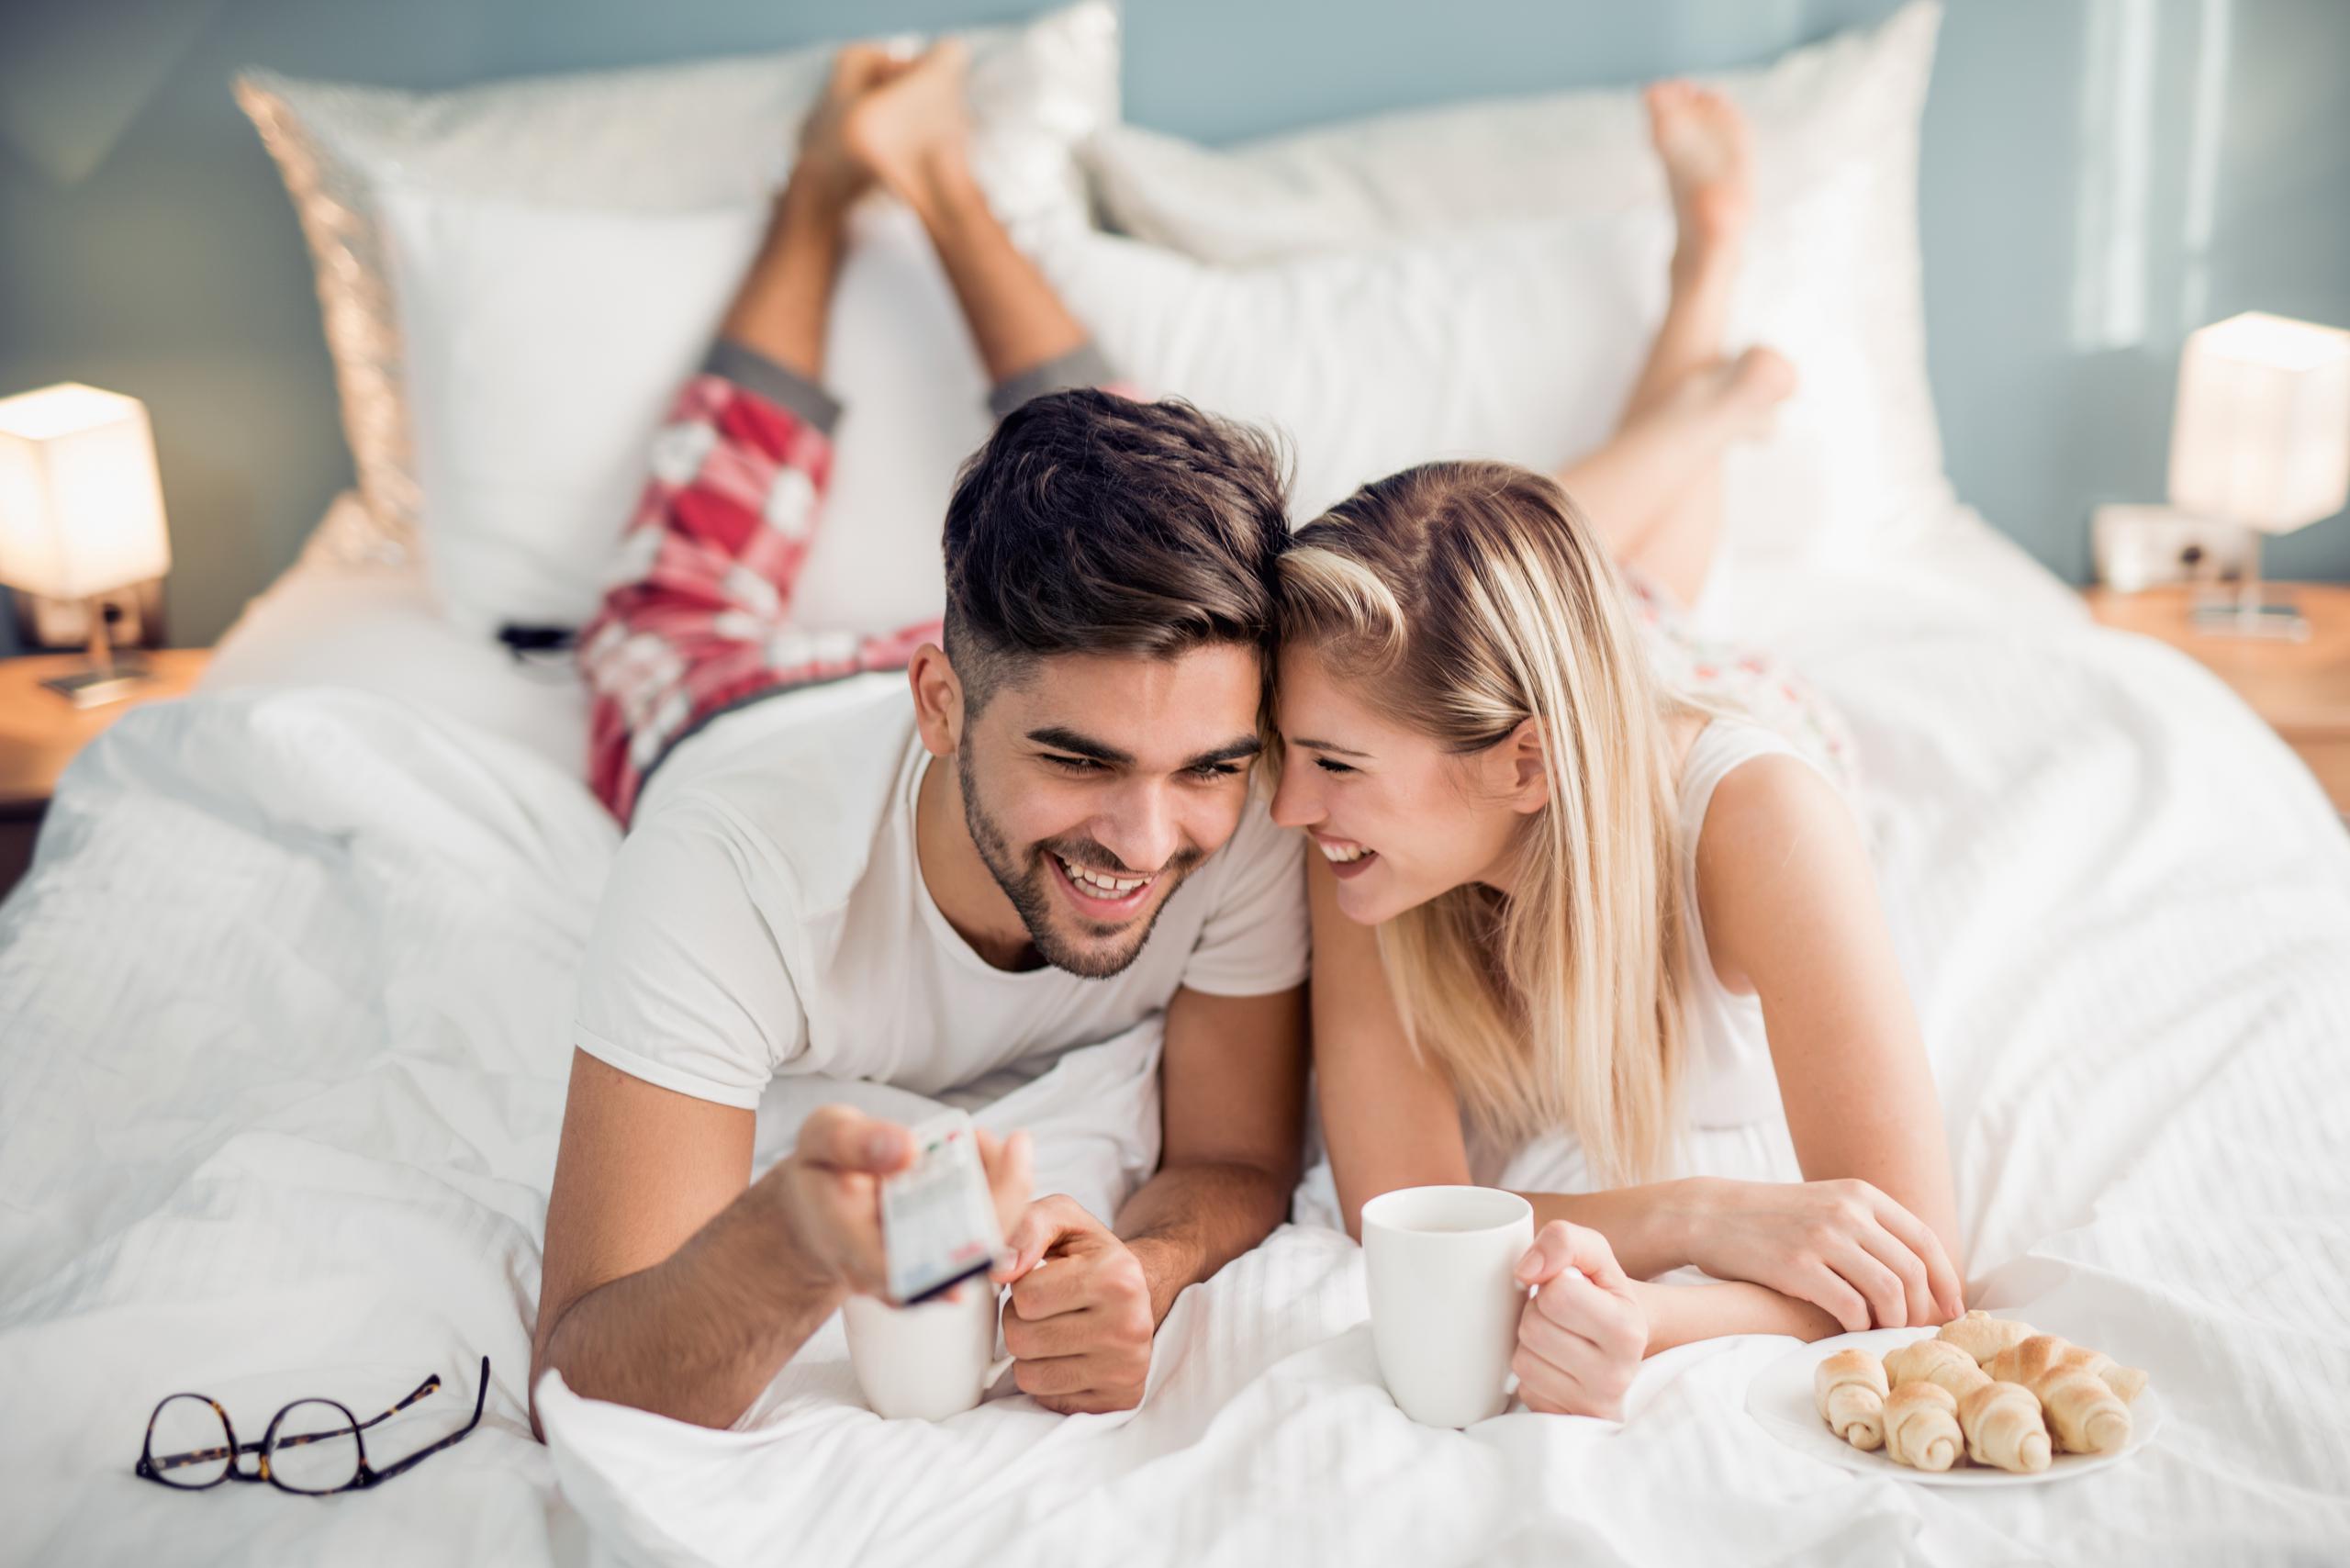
[[7, 2, 2350, 1562], [3, 489, 2345, 1567]]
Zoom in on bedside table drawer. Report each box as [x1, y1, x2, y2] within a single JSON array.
[[0, 811, 39, 902], [2287, 734, 2350, 819]]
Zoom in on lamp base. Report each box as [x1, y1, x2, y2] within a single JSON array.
[[2189, 593, 2311, 642], [40, 650, 152, 708], [2188, 531, 2312, 642]]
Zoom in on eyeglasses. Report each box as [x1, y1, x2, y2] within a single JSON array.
[[133, 1356, 489, 1496]]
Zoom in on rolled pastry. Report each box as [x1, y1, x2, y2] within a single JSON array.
[[1884, 1338, 1992, 1400], [1958, 1380, 2052, 1473], [1882, 1382, 1964, 1472], [1935, 1309, 2034, 1366], [1992, 1335, 2143, 1410], [1813, 1349, 1889, 1451], [1988, 1336, 2132, 1454]]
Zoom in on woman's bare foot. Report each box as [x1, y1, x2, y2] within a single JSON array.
[[1672, 346, 1797, 441], [1644, 80, 1752, 287], [843, 39, 975, 218], [791, 44, 898, 210]]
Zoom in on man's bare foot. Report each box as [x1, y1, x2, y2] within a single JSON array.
[[791, 44, 898, 210], [1673, 346, 1797, 441], [843, 39, 975, 218], [1644, 80, 1752, 283]]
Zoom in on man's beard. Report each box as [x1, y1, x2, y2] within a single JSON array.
[[957, 734, 1203, 980]]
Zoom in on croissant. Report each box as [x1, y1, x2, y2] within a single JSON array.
[[1813, 1349, 1889, 1450], [1991, 1337, 2146, 1406], [1882, 1381, 1964, 1472], [1884, 1338, 1991, 1400], [1936, 1309, 2034, 1366], [1987, 1336, 2132, 1454], [1957, 1379, 2052, 1473]]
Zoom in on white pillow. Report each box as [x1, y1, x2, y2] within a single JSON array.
[[1042, 217, 1666, 531], [1075, 1, 1950, 563], [239, 2, 1116, 634]]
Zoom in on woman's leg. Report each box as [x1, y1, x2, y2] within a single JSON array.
[[1622, 82, 1751, 424], [1556, 83, 1789, 608], [1559, 349, 1792, 605]]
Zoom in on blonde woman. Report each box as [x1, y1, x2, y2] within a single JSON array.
[[1268, 86, 1964, 1422]]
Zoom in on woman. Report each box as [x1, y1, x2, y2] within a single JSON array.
[[1268, 85, 1964, 1422]]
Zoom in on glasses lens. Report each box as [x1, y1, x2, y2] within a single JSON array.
[[148, 1395, 234, 1487], [266, 1400, 362, 1494]]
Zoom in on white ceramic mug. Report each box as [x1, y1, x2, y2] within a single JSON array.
[[1361, 1184, 1536, 1428], [843, 1285, 1014, 1421]]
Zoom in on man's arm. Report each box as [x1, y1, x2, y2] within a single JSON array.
[[531, 1052, 821, 1434], [532, 1053, 1032, 1435], [1118, 984, 1310, 1319]]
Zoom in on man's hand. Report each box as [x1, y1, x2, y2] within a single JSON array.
[[758, 1105, 1033, 1298], [1510, 1220, 1650, 1421], [993, 1194, 1155, 1414]]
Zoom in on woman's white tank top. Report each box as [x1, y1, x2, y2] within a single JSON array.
[[1673, 717, 1825, 1130]]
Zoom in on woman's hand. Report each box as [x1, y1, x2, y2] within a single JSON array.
[[1509, 1221, 1649, 1420], [1666, 1176, 1962, 1331]]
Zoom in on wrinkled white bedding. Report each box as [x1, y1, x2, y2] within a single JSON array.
[[5, 518, 2348, 1567]]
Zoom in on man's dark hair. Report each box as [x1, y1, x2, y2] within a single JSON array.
[[941, 388, 1290, 711]]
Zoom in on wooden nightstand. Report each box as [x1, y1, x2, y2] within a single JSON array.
[[2085, 583, 2350, 816], [0, 648, 211, 900]]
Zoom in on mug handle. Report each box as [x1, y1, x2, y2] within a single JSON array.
[[984, 1250, 1054, 1393], [1502, 1279, 1540, 1399], [984, 1282, 1017, 1390]]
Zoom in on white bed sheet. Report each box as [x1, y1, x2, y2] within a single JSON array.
[[3, 505, 2346, 1567], [204, 492, 589, 779]]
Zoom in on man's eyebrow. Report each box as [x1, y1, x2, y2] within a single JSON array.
[[1026, 727, 1135, 766], [1024, 728, 1264, 770], [1185, 734, 1265, 768], [1288, 737, 1372, 758]]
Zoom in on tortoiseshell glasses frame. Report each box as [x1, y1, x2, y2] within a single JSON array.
[[133, 1356, 489, 1496]]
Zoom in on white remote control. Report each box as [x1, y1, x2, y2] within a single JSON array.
[[878, 1111, 1005, 1305]]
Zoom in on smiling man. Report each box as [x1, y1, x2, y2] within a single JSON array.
[[530, 44, 1304, 1434]]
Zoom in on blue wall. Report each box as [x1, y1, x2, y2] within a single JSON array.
[[3, 0, 2346, 653]]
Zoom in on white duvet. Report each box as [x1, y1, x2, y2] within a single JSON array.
[[4, 522, 2348, 1567]]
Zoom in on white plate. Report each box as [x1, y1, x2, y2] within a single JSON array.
[[1744, 1327, 2164, 1487]]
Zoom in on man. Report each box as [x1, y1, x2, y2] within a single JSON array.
[[530, 41, 1307, 1434]]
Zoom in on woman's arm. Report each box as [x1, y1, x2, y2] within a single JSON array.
[[1308, 856, 1474, 1238], [1634, 1277, 1842, 1350], [1695, 753, 1965, 1324]]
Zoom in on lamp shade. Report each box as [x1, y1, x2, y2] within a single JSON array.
[[2167, 312, 2350, 535], [0, 382, 172, 599]]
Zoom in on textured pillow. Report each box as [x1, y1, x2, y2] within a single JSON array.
[[1040, 216, 1664, 532], [238, 2, 1116, 635], [1076, 1, 1950, 563]]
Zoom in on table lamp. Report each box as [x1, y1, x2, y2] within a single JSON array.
[[2167, 311, 2350, 640], [0, 382, 173, 705]]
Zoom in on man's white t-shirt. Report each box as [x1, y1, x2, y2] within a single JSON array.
[[574, 678, 1309, 1109]]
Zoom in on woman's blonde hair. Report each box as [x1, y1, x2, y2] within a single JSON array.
[[1277, 461, 1700, 1185]]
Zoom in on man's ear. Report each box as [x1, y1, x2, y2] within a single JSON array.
[[1501, 717, 1550, 815], [907, 644, 964, 759]]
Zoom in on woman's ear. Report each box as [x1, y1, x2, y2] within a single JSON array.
[[907, 644, 964, 758], [1503, 717, 1551, 814]]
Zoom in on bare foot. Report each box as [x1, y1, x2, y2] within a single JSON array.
[[1672, 346, 1797, 440], [1644, 81, 1752, 276], [843, 39, 975, 215], [792, 44, 898, 209]]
